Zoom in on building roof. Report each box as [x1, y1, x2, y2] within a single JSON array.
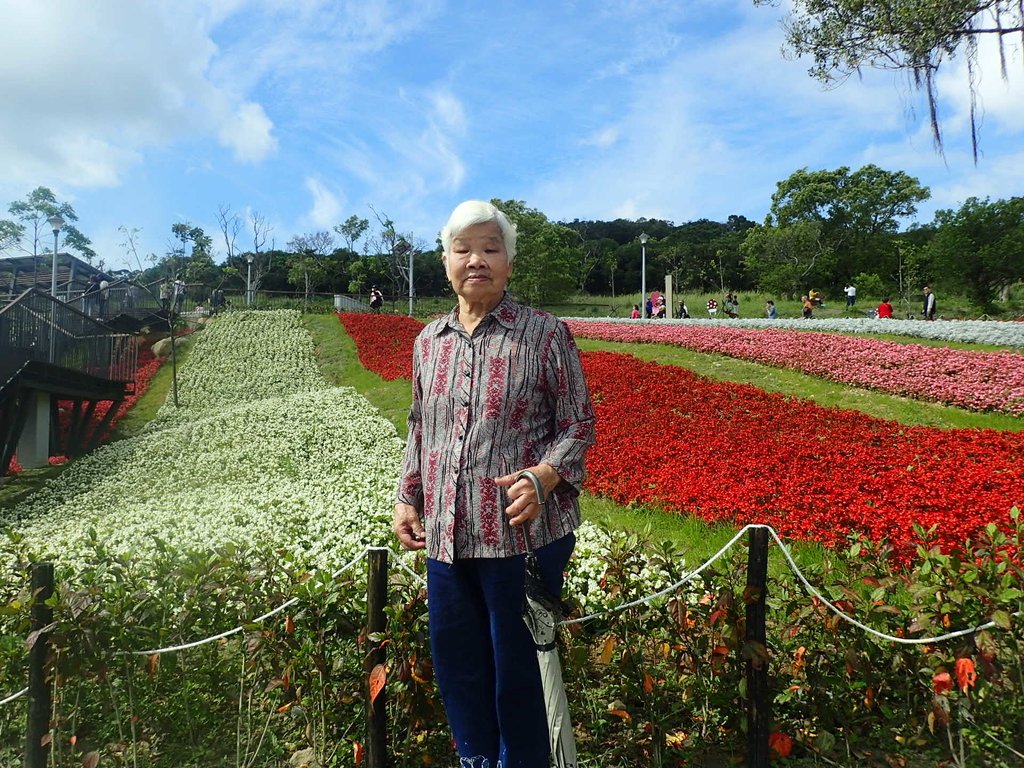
[[0, 252, 109, 296]]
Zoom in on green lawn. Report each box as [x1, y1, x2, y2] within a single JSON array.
[[303, 314, 413, 438]]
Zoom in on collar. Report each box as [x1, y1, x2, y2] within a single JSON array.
[[429, 292, 520, 337]]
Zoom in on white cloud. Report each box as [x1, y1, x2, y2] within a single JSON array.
[[936, 33, 1024, 137], [218, 102, 278, 162], [580, 127, 620, 149], [304, 177, 343, 229], [0, 0, 276, 197]]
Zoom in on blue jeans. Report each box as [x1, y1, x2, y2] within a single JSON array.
[[427, 533, 575, 768]]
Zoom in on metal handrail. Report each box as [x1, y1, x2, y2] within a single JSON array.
[[0, 289, 137, 386]]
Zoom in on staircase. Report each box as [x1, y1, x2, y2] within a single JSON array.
[[1, 289, 137, 474]]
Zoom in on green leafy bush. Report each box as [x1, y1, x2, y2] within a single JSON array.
[[0, 511, 1020, 766]]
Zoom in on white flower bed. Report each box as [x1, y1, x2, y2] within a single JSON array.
[[7, 311, 402, 573], [563, 316, 1024, 348]]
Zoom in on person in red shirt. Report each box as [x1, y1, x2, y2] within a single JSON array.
[[877, 297, 894, 319]]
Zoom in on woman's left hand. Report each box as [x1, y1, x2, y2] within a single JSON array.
[[494, 463, 561, 526]]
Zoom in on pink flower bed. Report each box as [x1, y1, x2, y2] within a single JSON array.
[[566, 321, 1024, 416]]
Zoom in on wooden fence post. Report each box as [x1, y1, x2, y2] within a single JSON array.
[[25, 562, 54, 768], [366, 550, 388, 768], [745, 528, 770, 767]]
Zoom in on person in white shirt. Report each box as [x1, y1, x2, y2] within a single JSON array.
[[844, 284, 857, 309]]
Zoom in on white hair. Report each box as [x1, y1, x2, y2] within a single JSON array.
[[440, 200, 517, 264]]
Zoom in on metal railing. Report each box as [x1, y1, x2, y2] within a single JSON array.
[[0, 289, 137, 388], [63, 278, 165, 320]]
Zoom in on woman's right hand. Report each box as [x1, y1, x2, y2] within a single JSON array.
[[393, 503, 426, 550]]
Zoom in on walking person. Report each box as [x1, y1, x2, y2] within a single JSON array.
[[159, 279, 171, 312], [98, 277, 110, 318], [923, 286, 937, 321], [369, 286, 384, 313], [801, 295, 814, 319], [173, 278, 187, 314], [393, 200, 596, 768], [83, 274, 101, 318]]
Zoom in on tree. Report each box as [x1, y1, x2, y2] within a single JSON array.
[[118, 225, 157, 274], [3, 186, 96, 267], [335, 215, 370, 253], [741, 220, 837, 298], [217, 205, 242, 262], [366, 206, 416, 299], [245, 210, 275, 297], [0, 220, 21, 254], [768, 164, 929, 285], [491, 199, 579, 306], [755, 0, 1024, 160], [928, 196, 1024, 311], [287, 254, 326, 304], [286, 231, 335, 306], [171, 222, 217, 288]]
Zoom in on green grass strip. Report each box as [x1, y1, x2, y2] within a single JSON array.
[[303, 314, 413, 438]]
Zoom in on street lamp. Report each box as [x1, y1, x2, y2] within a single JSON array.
[[246, 253, 254, 306], [639, 232, 649, 318], [48, 214, 65, 299]]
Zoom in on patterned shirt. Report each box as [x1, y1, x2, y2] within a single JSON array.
[[396, 294, 596, 563]]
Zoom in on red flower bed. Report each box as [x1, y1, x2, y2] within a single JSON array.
[[581, 351, 1023, 559], [336, 312, 423, 380], [337, 315, 1024, 559], [566, 320, 1024, 416], [6, 343, 164, 475]]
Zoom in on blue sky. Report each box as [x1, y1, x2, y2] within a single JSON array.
[[2, 0, 1022, 271]]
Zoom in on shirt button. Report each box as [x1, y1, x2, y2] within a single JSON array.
[[464, 369, 472, 377]]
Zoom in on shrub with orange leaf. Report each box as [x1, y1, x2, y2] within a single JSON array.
[[768, 731, 794, 758], [955, 657, 977, 694]]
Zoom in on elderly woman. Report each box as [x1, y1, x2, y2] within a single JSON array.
[[394, 200, 595, 768]]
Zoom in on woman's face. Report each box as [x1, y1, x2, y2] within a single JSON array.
[[445, 222, 511, 305]]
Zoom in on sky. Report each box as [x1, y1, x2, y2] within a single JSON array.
[[1, 0, 1022, 271]]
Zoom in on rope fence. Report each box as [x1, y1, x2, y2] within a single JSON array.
[[0, 526, 1019, 767], [1, 525, 1014, 700]]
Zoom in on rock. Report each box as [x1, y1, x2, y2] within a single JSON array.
[[288, 748, 318, 767], [151, 336, 186, 357]]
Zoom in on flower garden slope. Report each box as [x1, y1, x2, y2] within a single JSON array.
[[5, 310, 404, 572], [152, 310, 326, 423], [567, 320, 1024, 415], [562, 316, 1024, 348], [342, 314, 1024, 561]]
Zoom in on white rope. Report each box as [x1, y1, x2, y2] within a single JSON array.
[[562, 523, 1013, 645], [0, 687, 27, 707], [762, 525, 1011, 645], [366, 546, 427, 586], [563, 524, 753, 626], [130, 546, 381, 656]]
